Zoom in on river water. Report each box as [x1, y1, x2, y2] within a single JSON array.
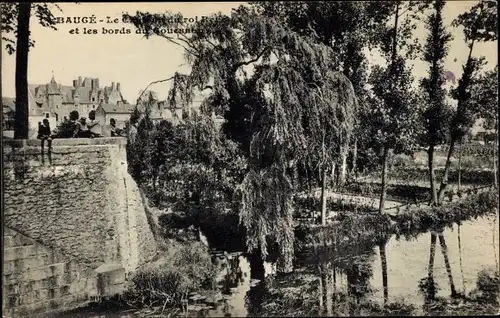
[[201, 214, 499, 317], [58, 214, 499, 317]]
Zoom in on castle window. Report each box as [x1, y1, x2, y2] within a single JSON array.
[[92, 97, 95, 102], [45, 113, 50, 118], [93, 105, 95, 109]]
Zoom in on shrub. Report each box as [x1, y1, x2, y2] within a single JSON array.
[[123, 241, 219, 309], [475, 268, 500, 303], [54, 119, 77, 138]]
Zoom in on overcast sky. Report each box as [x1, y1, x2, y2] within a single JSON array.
[[1, 1, 497, 103]]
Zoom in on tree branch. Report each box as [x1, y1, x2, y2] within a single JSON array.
[[233, 47, 270, 72], [157, 34, 200, 58], [136, 76, 177, 105]]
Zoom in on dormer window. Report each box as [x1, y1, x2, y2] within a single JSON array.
[[92, 97, 95, 102]]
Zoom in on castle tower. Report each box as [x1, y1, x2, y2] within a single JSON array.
[[47, 72, 63, 110], [47, 73, 60, 95]]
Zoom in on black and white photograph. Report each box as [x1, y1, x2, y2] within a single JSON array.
[[1, 1, 499, 317]]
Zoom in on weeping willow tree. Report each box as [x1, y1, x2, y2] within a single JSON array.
[[124, 5, 358, 273]]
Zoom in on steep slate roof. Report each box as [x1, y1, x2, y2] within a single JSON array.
[[99, 103, 135, 114], [28, 80, 123, 106], [47, 75, 60, 94]]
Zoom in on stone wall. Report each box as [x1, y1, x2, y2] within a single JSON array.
[[3, 137, 157, 317], [3, 227, 97, 317]]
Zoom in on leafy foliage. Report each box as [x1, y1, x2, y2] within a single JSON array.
[[469, 65, 498, 130], [420, 0, 454, 147], [0, 2, 62, 54], [124, 5, 360, 271], [448, 0, 498, 140]]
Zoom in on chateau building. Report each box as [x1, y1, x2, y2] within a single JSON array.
[[28, 75, 128, 128]]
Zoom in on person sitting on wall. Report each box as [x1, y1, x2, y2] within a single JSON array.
[[69, 110, 80, 138], [78, 117, 90, 138], [37, 119, 53, 150], [109, 118, 122, 137], [87, 110, 102, 138]]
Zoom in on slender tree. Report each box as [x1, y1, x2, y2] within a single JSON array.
[[13, 2, 30, 139], [1, 2, 62, 139], [420, 0, 453, 205], [368, 0, 429, 214], [438, 0, 498, 202], [469, 66, 498, 188]]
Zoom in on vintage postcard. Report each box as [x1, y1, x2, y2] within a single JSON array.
[[1, 1, 498, 317]]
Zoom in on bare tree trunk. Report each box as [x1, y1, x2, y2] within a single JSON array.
[[14, 2, 31, 139], [438, 138, 456, 204], [380, 241, 389, 306], [321, 166, 328, 225], [438, 232, 457, 297], [428, 144, 439, 205], [306, 163, 313, 193], [352, 138, 358, 181], [494, 119, 498, 189], [379, 146, 390, 214], [339, 145, 348, 187], [458, 139, 462, 193], [331, 163, 336, 191]]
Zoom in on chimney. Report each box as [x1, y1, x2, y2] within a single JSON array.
[[116, 82, 121, 92], [73, 80, 78, 88], [84, 77, 91, 88], [78, 76, 82, 87], [94, 78, 100, 89], [111, 82, 115, 91]]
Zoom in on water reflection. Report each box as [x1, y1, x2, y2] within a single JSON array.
[[219, 254, 244, 295], [457, 223, 466, 294], [54, 215, 499, 317], [379, 240, 389, 305], [260, 215, 498, 316], [437, 230, 457, 297]]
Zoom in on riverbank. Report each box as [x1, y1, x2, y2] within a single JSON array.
[[296, 188, 498, 250]]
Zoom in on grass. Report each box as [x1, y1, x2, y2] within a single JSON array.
[[343, 182, 432, 203], [122, 240, 219, 311]]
